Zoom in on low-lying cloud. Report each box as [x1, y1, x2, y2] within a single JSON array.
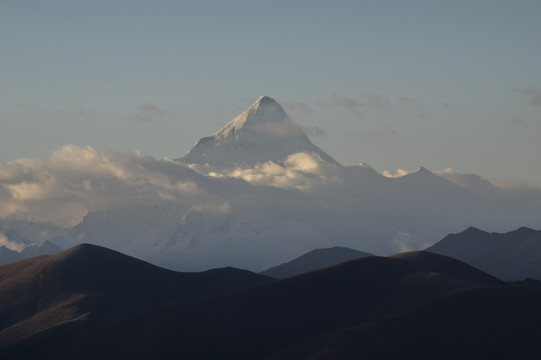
[[0, 232, 24, 251], [382, 168, 413, 178], [208, 152, 341, 190], [0, 145, 217, 227]]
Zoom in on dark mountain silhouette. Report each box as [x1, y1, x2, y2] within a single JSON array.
[[5, 248, 539, 359], [426, 226, 541, 280], [0, 230, 63, 266], [0, 247, 20, 265], [18, 240, 62, 259], [260, 246, 374, 278], [0, 244, 273, 347]]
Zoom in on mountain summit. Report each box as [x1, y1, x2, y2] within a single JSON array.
[[178, 96, 337, 168]]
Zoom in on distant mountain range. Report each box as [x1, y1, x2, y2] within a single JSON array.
[[2, 244, 541, 359], [39, 96, 538, 271], [260, 246, 373, 278], [426, 226, 541, 280], [0, 231, 62, 266], [264, 227, 541, 281]]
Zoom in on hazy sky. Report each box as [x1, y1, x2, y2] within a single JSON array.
[[2, 0, 541, 184]]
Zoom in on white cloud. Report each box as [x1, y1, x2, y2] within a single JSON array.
[[0, 232, 24, 252], [210, 152, 341, 191], [382, 169, 413, 178], [390, 231, 432, 254], [2, 143, 541, 272], [0, 145, 215, 227]]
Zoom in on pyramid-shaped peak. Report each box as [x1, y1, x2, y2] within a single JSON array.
[[241, 96, 287, 122], [209, 96, 294, 142], [255, 95, 278, 105], [177, 96, 339, 168]]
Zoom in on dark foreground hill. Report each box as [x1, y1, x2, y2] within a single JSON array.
[[426, 226, 541, 280], [0, 244, 273, 347], [3, 247, 541, 359], [260, 246, 374, 278]]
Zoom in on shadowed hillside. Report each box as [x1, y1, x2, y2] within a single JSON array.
[[0, 244, 273, 347], [426, 226, 541, 280], [4, 250, 534, 360], [260, 246, 374, 278]]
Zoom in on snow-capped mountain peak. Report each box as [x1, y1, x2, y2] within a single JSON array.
[[212, 96, 302, 141], [178, 96, 338, 168]]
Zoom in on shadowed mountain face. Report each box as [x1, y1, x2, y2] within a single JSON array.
[[426, 226, 541, 280], [0, 244, 273, 347], [5, 248, 539, 360], [260, 246, 374, 279]]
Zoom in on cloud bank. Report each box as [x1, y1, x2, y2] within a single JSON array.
[[0, 145, 217, 227], [2, 145, 541, 271], [205, 152, 341, 191]]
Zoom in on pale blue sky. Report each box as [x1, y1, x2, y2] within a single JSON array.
[[2, 0, 541, 183]]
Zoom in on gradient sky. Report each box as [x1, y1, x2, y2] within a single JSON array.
[[2, 0, 541, 184]]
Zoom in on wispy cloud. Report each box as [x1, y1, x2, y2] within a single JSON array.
[[390, 231, 431, 253], [381, 169, 412, 178], [134, 102, 168, 124], [318, 95, 365, 118], [364, 93, 391, 109], [0, 232, 25, 251], [441, 102, 455, 109], [39, 108, 100, 121], [281, 100, 314, 115], [399, 96, 420, 105], [300, 124, 327, 137], [351, 128, 398, 139], [511, 117, 524, 126], [514, 88, 541, 106]]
